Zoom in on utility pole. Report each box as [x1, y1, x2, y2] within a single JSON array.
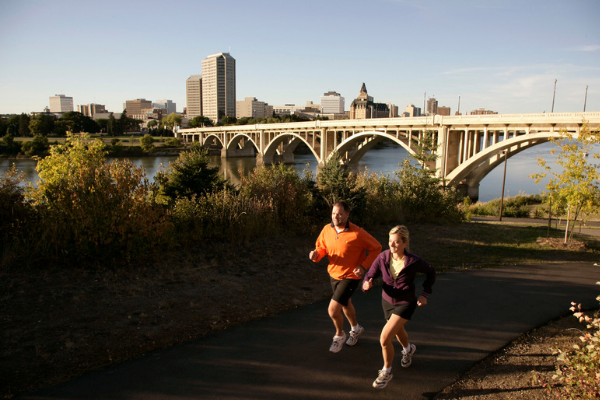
[[499, 150, 508, 221], [551, 79, 557, 113], [584, 85, 588, 112], [457, 94, 461, 115]]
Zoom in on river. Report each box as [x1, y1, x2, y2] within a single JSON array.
[[0, 141, 581, 202]]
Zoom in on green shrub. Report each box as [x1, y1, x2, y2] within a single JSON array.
[[393, 159, 464, 224], [26, 134, 172, 263], [239, 163, 314, 231], [0, 164, 35, 261], [155, 143, 227, 204], [140, 133, 155, 152]]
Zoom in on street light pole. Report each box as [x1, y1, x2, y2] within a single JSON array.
[[499, 150, 508, 221], [584, 85, 588, 112], [551, 79, 557, 113]]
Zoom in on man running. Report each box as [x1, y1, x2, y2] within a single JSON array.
[[309, 200, 382, 353]]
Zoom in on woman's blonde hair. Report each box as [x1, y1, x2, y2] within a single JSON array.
[[389, 225, 409, 249]]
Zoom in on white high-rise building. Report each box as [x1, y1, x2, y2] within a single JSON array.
[[186, 75, 202, 119], [320, 91, 345, 114], [201, 52, 236, 123], [153, 100, 177, 115], [49, 94, 74, 113]]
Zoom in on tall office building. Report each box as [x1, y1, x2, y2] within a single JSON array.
[[49, 94, 74, 113], [153, 100, 177, 115], [426, 97, 438, 115], [186, 75, 202, 119], [320, 91, 345, 114], [201, 52, 236, 123]]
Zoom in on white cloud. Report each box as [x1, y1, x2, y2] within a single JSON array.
[[572, 45, 600, 52]]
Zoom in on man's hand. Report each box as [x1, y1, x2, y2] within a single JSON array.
[[309, 250, 319, 261], [353, 265, 365, 278]]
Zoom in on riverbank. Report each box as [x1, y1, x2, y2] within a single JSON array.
[[2, 220, 599, 398]]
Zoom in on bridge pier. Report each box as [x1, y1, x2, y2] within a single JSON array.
[[456, 182, 480, 202]]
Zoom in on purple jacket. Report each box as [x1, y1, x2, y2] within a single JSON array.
[[363, 249, 436, 305]]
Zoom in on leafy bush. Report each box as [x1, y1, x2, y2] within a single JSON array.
[[239, 163, 314, 231], [394, 159, 464, 223], [140, 133, 155, 152], [552, 283, 600, 398], [155, 143, 227, 204], [0, 164, 35, 261], [316, 152, 367, 222], [470, 194, 543, 218], [164, 137, 182, 147], [26, 134, 172, 263]]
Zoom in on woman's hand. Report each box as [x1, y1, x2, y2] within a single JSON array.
[[363, 278, 373, 291], [417, 295, 428, 306]]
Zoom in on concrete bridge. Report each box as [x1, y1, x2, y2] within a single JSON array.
[[177, 112, 600, 200]]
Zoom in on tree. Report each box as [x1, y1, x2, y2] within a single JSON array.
[[155, 143, 227, 204], [18, 114, 31, 136], [118, 110, 128, 134], [29, 114, 55, 136], [161, 113, 182, 131], [108, 114, 117, 135], [316, 151, 367, 215], [58, 112, 100, 134], [140, 133, 155, 152], [188, 115, 212, 128], [530, 122, 600, 243], [147, 120, 158, 131]]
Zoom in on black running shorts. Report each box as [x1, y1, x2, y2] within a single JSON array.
[[330, 277, 360, 307], [382, 298, 418, 321]]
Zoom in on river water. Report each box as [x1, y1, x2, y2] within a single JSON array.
[[0, 141, 580, 202]]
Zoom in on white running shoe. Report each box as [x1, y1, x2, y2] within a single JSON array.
[[401, 343, 416, 367], [372, 369, 393, 389], [345, 325, 364, 346], [329, 333, 347, 353]]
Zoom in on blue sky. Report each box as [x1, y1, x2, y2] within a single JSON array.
[[1, 0, 599, 115]]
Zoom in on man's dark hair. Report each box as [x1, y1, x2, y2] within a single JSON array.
[[333, 200, 350, 213]]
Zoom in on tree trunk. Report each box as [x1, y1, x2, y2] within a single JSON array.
[[564, 209, 571, 244]]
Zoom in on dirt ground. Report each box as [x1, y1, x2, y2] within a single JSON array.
[[434, 315, 590, 400], [0, 228, 596, 399]]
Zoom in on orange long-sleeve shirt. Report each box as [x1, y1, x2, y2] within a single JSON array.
[[313, 221, 382, 280]]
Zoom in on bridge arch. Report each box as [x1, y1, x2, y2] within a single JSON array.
[[223, 133, 260, 158], [202, 133, 224, 148], [262, 132, 319, 164], [445, 131, 565, 200], [330, 130, 417, 165]]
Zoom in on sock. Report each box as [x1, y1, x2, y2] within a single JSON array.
[[351, 324, 359, 332], [403, 343, 411, 353], [383, 367, 392, 374]]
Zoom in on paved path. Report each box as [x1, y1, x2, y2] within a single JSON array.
[[18, 262, 599, 400]]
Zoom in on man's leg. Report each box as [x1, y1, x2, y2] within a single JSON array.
[[328, 299, 345, 336], [342, 298, 358, 327]]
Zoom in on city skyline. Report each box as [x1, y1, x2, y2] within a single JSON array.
[[1, 0, 599, 116]]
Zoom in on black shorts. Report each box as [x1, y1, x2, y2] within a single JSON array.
[[330, 277, 360, 307], [382, 298, 417, 321]]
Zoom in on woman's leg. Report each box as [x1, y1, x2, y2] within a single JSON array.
[[380, 314, 409, 369]]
